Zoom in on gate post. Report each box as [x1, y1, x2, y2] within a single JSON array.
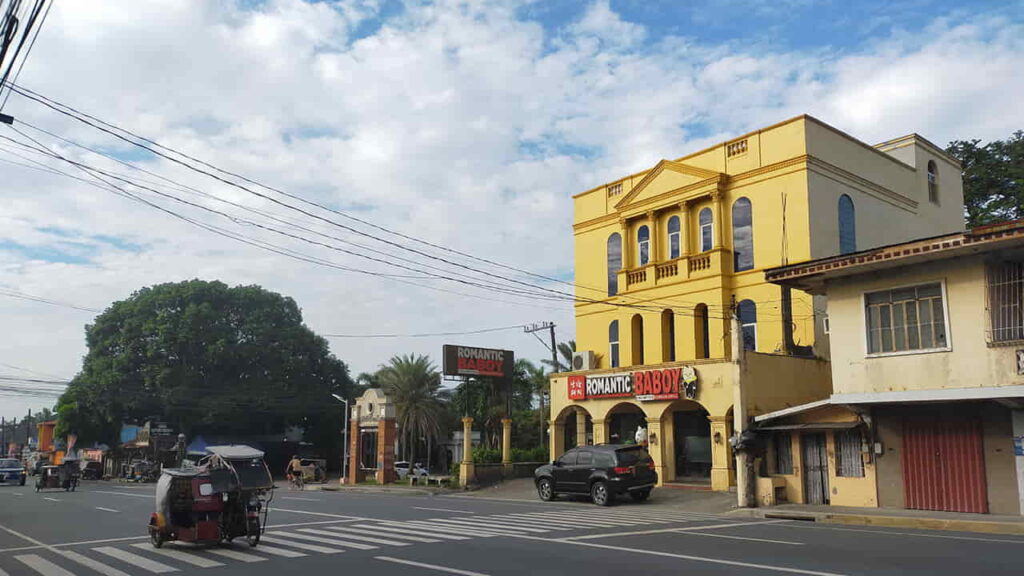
[[460, 417, 475, 487]]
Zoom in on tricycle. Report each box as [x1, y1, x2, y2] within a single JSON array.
[[148, 445, 274, 548], [35, 461, 79, 492]]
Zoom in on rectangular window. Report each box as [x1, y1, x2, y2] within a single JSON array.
[[669, 231, 680, 259], [639, 240, 650, 265], [835, 431, 864, 478], [988, 261, 1024, 343], [865, 283, 947, 354], [700, 223, 712, 252], [774, 433, 793, 475], [610, 340, 620, 368]]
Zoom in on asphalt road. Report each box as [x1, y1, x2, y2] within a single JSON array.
[[2, 480, 1024, 576]]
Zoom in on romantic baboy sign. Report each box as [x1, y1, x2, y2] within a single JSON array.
[[567, 366, 699, 402]]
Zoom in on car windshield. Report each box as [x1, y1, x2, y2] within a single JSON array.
[[615, 447, 652, 466], [0, 459, 19, 468]]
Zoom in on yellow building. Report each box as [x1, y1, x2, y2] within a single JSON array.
[[550, 115, 965, 492], [764, 222, 1024, 514]]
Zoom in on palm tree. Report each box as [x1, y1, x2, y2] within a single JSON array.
[[377, 354, 445, 467], [520, 360, 549, 449], [541, 340, 576, 373]]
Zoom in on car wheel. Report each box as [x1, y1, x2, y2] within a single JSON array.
[[537, 478, 556, 502], [630, 489, 651, 502], [591, 481, 614, 506]]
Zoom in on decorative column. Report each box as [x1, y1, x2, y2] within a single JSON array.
[[679, 201, 691, 257], [709, 415, 733, 492], [376, 417, 397, 484], [501, 418, 513, 474], [646, 417, 665, 487], [347, 407, 362, 484], [591, 418, 608, 445], [647, 210, 658, 263], [711, 189, 724, 250], [551, 420, 565, 461], [576, 409, 588, 447], [619, 218, 631, 270], [459, 417, 475, 487]]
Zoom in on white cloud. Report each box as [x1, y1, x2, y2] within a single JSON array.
[[1, 0, 1022, 418]]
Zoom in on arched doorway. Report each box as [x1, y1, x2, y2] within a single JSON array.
[[661, 400, 712, 483], [607, 402, 647, 445], [553, 405, 593, 454]]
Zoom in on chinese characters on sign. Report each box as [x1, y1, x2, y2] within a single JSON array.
[[567, 367, 699, 402]]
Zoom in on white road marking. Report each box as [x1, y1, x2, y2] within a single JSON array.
[[517, 510, 653, 524], [414, 507, 476, 514], [93, 491, 151, 498], [11, 492, 23, 496], [352, 523, 472, 540], [0, 565, 8, 576], [565, 520, 787, 540], [42, 497, 60, 502], [775, 522, 1024, 545], [15, 554, 77, 576], [270, 508, 366, 520], [323, 525, 442, 543], [505, 512, 639, 527], [375, 556, 490, 576], [298, 529, 409, 546], [259, 536, 344, 554], [292, 528, 380, 549], [672, 531, 804, 545], [498, 512, 616, 527], [93, 546, 178, 573], [465, 516, 572, 530], [397, 520, 509, 537], [513, 534, 849, 576], [426, 518, 550, 533], [205, 547, 267, 563], [95, 507, 120, 513], [62, 550, 133, 576], [249, 544, 307, 558], [281, 497, 320, 502], [132, 543, 225, 567]]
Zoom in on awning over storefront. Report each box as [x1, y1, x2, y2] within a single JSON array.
[[757, 421, 860, 431]]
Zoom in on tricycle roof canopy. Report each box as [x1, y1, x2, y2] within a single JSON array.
[[206, 445, 264, 459]]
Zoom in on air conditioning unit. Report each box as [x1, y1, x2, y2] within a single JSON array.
[[571, 351, 597, 371]]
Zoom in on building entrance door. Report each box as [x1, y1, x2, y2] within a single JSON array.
[[902, 411, 987, 513], [802, 433, 829, 505], [673, 409, 711, 479]]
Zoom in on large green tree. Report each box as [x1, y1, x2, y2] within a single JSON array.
[[948, 130, 1024, 228], [377, 354, 446, 464], [55, 280, 354, 452]]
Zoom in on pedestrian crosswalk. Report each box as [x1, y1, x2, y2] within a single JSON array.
[[1, 508, 705, 575]]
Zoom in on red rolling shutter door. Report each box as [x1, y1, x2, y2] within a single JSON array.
[[902, 413, 987, 514]]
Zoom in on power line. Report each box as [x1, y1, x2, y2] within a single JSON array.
[[323, 324, 528, 338], [0, 287, 101, 312]]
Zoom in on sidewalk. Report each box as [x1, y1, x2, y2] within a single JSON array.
[[734, 503, 1024, 535]]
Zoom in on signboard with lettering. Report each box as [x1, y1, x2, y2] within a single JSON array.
[[567, 367, 699, 402], [442, 345, 515, 378]]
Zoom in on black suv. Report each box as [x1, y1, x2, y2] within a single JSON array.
[[534, 444, 657, 506]]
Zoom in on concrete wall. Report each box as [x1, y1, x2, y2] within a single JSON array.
[[827, 258, 1024, 396]]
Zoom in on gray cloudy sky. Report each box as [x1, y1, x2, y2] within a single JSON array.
[[2, 0, 1023, 418]]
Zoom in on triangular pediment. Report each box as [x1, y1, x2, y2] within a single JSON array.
[[614, 159, 721, 210]]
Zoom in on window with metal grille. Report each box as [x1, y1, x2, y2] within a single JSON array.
[[609, 320, 620, 368], [927, 161, 938, 204], [987, 261, 1024, 343], [865, 283, 947, 354], [835, 430, 864, 477], [774, 433, 793, 475]]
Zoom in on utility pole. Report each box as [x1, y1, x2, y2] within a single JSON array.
[[524, 322, 559, 372], [731, 301, 756, 508]]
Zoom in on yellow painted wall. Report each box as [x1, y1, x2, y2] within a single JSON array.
[[827, 258, 1024, 395]]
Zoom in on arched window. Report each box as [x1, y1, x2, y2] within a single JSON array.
[[694, 304, 709, 359], [607, 233, 622, 296], [630, 314, 645, 366], [637, 225, 651, 266], [667, 216, 681, 259], [738, 299, 757, 351], [661, 309, 676, 362], [609, 320, 620, 368], [927, 160, 939, 204], [732, 198, 753, 271], [699, 208, 713, 252], [838, 194, 856, 255]]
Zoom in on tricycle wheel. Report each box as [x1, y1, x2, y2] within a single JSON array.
[[246, 532, 260, 547], [150, 530, 164, 549], [34, 484, 40, 492]]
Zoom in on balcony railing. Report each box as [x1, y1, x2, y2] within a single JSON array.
[[618, 249, 728, 292]]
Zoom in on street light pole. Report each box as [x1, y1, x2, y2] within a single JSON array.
[[331, 394, 349, 483]]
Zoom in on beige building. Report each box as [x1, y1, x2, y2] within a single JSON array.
[[763, 222, 1024, 514], [550, 115, 966, 493]]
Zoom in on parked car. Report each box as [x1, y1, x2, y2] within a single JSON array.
[[0, 458, 27, 486], [80, 461, 104, 480], [394, 461, 428, 480], [534, 444, 657, 506]]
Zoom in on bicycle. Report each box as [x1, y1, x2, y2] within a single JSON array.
[[287, 472, 304, 491]]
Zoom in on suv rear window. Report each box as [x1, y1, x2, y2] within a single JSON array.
[[615, 447, 652, 466]]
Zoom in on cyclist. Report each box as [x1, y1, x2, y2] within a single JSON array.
[[286, 455, 304, 490]]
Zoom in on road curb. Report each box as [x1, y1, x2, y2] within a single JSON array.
[[737, 509, 1024, 535]]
